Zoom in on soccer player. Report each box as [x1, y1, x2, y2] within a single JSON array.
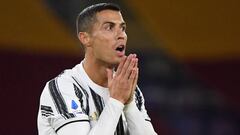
[[37, 3, 157, 135]]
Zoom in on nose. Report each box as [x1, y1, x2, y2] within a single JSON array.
[[117, 29, 127, 40]]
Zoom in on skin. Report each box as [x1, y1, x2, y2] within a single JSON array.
[[78, 10, 138, 104]]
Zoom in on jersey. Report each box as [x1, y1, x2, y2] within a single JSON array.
[[37, 61, 157, 135]]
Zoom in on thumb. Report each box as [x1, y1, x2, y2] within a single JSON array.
[[106, 68, 113, 83]]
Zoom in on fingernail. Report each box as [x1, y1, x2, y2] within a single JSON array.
[[135, 58, 138, 62], [128, 54, 132, 59]]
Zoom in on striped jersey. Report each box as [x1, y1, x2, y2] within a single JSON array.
[[37, 61, 157, 135]]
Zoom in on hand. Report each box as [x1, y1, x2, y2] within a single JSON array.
[[107, 54, 138, 104], [126, 58, 139, 104]]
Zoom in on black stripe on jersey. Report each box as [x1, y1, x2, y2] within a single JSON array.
[[145, 119, 151, 122], [41, 111, 54, 115], [41, 105, 53, 113], [135, 86, 143, 111], [55, 119, 90, 133], [49, 79, 75, 119], [73, 83, 88, 114], [116, 116, 125, 135], [72, 77, 90, 115], [89, 87, 104, 116], [41, 111, 54, 117]]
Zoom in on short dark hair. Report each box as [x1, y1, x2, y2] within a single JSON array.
[[76, 3, 121, 35]]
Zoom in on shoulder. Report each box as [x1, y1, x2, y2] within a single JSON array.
[[40, 68, 78, 101], [39, 67, 90, 115]]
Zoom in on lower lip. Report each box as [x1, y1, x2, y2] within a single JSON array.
[[116, 50, 125, 57]]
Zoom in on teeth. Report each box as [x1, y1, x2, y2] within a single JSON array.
[[116, 45, 124, 51]]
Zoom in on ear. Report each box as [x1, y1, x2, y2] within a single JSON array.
[[78, 32, 91, 47]]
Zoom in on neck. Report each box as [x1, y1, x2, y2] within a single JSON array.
[[82, 53, 112, 87]]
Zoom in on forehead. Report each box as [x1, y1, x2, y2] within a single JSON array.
[[95, 10, 125, 24]]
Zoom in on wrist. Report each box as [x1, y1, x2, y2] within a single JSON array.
[[109, 97, 125, 106], [124, 99, 137, 112]]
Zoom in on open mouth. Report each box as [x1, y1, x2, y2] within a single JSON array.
[[115, 45, 125, 52]]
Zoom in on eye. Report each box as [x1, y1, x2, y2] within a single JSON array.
[[121, 25, 126, 31], [105, 24, 114, 31]]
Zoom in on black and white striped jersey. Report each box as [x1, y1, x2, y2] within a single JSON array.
[[37, 61, 157, 135]]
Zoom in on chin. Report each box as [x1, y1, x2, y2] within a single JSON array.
[[104, 56, 122, 68], [112, 60, 120, 66], [108, 59, 121, 68]]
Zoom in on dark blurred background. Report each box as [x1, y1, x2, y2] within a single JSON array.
[[0, 0, 240, 135]]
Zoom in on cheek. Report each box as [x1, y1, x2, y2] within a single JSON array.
[[95, 35, 115, 49], [93, 39, 112, 57], [93, 31, 114, 44], [91, 31, 116, 56]]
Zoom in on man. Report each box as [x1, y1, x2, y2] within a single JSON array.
[[37, 3, 157, 135]]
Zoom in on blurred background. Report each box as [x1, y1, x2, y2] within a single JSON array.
[[0, 0, 240, 135]]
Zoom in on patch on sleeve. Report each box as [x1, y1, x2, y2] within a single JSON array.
[[41, 105, 54, 117]]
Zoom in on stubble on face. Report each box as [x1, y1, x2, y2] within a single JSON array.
[[88, 10, 127, 68]]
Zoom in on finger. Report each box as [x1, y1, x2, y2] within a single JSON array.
[[129, 67, 139, 104], [134, 59, 139, 85], [106, 68, 113, 84], [120, 54, 133, 76], [124, 57, 137, 79], [133, 55, 137, 67], [131, 68, 139, 91], [132, 67, 139, 90], [128, 67, 137, 83], [133, 58, 138, 68], [115, 56, 127, 76]]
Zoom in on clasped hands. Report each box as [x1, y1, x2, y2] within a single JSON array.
[[107, 54, 139, 104]]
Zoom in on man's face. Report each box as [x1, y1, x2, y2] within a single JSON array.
[[88, 10, 127, 66]]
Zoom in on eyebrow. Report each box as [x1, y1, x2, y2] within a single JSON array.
[[102, 21, 126, 26]]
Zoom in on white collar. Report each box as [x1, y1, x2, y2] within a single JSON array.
[[74, 60, 109, 98]]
